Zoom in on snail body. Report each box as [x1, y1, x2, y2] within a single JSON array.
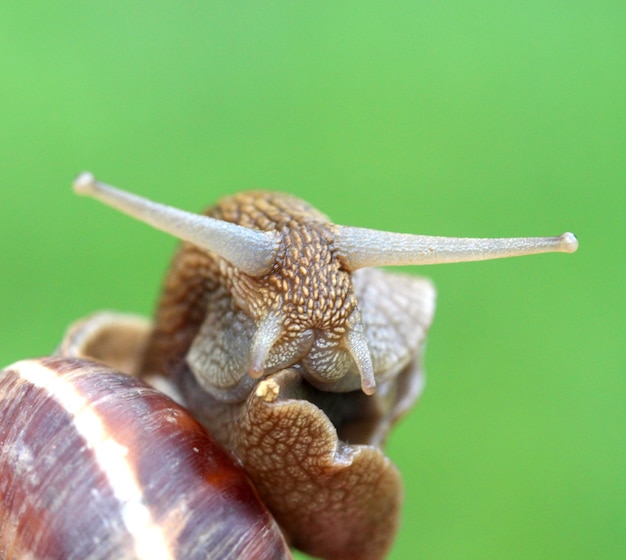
[[0, 174, 578, 560]]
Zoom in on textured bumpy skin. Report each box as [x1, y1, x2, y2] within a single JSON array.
[[237, 369, 403, 560], [138, 191, 436, 559], [145, 192, 358, 399], [143, 191, 434, 406]]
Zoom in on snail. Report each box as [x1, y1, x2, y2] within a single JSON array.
[[0, 173, 578, 560]]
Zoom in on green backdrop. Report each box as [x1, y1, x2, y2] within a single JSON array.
[[1, 3, 623, 559]]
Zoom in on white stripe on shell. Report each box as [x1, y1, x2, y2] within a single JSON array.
[[15, 360, 174, 560]]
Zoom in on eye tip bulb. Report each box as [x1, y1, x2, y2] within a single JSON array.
[[559, 232, 579, 253], [248, 366, 265, 380], [361, 380, 376, 396], [73, 172, 96, 195]]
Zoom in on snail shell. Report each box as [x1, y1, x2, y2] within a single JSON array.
[[0, 357, 291, 560]]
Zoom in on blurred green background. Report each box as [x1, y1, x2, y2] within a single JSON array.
[[1, 3, 624, 559]]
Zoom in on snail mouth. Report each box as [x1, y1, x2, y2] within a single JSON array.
[[252, 362, 421, 448], [267, 367, 386, 446]]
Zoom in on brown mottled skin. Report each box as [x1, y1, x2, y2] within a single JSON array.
[[218, 192, 355, 331], [237, 369, 402, 560], [136, 191, 434, 559]]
